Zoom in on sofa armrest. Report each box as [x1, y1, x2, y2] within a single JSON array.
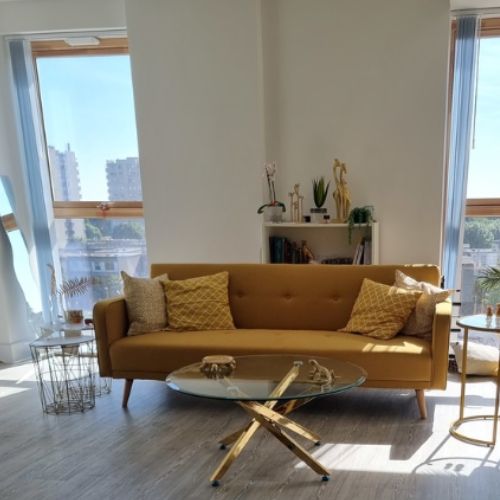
[[93, 296, 129, 377], [431, 299, 452, 389]]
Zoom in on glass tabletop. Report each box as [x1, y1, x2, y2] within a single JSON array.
[[457, 314, 500, 333], [166, 354, 367, 402], [30, 334, 95, 348]]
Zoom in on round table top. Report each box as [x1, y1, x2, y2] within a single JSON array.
[[30, 334, 95, 348], [166, 354, 367, 402], [457, 314, 500, 333]]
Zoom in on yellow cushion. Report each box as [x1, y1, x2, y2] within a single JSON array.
[[121, 271, 169, 336], [109, 329, 432, 383], [164, 272, 235, 331], [395, 270, 450, 337], [340, 278, 421, 340], [452, 341, 499, 376]]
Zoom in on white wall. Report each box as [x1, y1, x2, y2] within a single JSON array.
[[0, 0, 125, 35], [126, 0, 450, 266], [125, 0, 264, 263], [262, 0, 450, 264]]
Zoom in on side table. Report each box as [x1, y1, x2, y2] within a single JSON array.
[[41, 321, 112, 397], [450, 314, 500, 446], [30, 334, 96, 414]]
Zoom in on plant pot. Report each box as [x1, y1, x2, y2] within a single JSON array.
[[264, 205, 284, 223], [64, 309, 84, 324], [310, 207, 327, 224]]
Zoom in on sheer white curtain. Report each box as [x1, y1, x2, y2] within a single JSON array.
[[9, 39, 55, 321], [442, 16, 480, 289]]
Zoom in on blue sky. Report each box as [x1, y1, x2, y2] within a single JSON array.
[[36, 55, 139, 201], [467, 37, 500, 199]]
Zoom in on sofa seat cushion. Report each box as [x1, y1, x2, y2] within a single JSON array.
[[109, 329, 431, 383]]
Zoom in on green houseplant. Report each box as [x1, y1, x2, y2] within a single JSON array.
[[311, 177, 330, 222], [346, 206, 374, 243]]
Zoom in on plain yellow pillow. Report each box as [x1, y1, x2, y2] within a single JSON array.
[[164, 272, 235, 331], [340, 278, 421, 340]]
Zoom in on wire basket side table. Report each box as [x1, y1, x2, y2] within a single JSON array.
[[30, 335, 96, 414]]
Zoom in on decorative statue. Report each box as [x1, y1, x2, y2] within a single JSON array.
[[332, 159, 351, 222], [288, 184, 304, 223]]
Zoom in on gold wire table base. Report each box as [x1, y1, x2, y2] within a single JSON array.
[[450, 318, 500, 447], [450, 415, 500, 447], [209, 363, 330, 486]]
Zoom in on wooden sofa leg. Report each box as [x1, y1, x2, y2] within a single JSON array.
[[415, 389, 427, 419], [122, 379, 134, 408]]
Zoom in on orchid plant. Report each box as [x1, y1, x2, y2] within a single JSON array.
[[257, 161, 286, 214]]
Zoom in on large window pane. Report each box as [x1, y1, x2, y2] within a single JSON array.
[[460, 217, 500, 314], [36, 55, 142, 202], [56, 218, 148, 313], [467, 38, 500, 199]]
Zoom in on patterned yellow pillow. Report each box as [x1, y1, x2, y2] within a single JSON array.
[[340, 278, 421, 340], [164, 272, 235, 331]]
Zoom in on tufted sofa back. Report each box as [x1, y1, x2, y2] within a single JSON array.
[[150, 264, 440, 331]]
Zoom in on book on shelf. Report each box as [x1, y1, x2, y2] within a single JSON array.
[[363, 239, 372, 265], [353, 238, 365, 265]]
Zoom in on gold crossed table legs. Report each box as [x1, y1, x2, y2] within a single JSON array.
[[449, 326, 500, 447], [210, 362, 330, 486]]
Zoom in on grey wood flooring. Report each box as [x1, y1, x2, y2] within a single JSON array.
[[0, 363, 499, 500]]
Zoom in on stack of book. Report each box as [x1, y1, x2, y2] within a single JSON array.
[[269, 236, 311, 263], [353, 238, 372, 265]]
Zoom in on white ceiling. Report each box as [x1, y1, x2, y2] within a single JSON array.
[[0, 0, 499, 10]]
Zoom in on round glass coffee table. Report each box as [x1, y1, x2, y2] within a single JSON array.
[[166, 354, 367, 486]]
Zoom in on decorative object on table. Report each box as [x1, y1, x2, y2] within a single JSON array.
[[346, 206, 374, 244], [323, 214, 330, 223], [308, 359, 336, 386], [288, 183, 304, 223], [257, 161, 286, 222], [310, 176, 330, 222], [30, 334, 96, 414], [200, 355, 236, 379], [303, 215, 311, 223], [48, 264, 97, 324], [332, 158, 351, 222]]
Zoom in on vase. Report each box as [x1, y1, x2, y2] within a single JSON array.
[[264, 206, 283, 223]]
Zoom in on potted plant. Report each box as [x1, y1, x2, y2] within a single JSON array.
[[346, 206, 374, 243], [477, 267, 500, 314], [310, 177, 330, 223], [257, 161, 286, 222], [48, 264, 97, 324]]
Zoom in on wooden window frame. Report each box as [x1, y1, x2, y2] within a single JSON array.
[[31, 37, 143, 221], [1, 213, 17, 232]]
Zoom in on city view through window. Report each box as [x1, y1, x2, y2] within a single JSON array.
[[460, 36, 500, 314], [36, 52, 147, 313]]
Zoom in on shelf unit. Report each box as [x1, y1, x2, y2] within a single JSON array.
[[261, 221, 379, 264]]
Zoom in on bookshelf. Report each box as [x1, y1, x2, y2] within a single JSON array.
[[261, 222, 379, 264]]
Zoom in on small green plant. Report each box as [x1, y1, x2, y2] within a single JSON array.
[[346, 206, 374, 243], [312, 177, 330, 209]]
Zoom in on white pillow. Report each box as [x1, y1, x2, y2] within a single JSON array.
[[452, 342, 499, 376], [394, 270, 450, 337]]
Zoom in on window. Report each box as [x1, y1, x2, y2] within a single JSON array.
[[32, 37, 147, 313], [456, 20, 500, 314]]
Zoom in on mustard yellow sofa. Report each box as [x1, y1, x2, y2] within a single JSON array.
[[93, 263, 451, 418]]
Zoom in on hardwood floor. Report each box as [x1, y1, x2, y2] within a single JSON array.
[[0, 362, 499, 499]]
